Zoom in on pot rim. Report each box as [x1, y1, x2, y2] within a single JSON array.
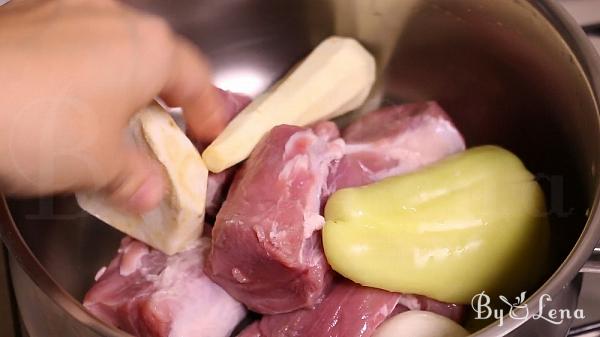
[[469, 0, 600, 334], [1, 0, 600, 336], [0, 196, 130, 337]]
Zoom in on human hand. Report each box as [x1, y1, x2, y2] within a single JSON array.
[[0, 0, 224, 212]]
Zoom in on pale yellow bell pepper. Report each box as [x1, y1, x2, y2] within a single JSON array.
[[323, 146, 549, 304]]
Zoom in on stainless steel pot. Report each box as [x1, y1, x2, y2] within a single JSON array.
[[1, 0, 599, 336]]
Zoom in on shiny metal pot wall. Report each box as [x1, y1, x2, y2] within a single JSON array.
[[1, 0, 600, 336]]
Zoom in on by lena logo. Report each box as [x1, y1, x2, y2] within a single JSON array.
[[471, 291, 586, 327]]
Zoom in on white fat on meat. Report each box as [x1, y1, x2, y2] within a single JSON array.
[[280, 129, 345, 239], [84, 238, 246, 337], [344, 115, 463, 181]]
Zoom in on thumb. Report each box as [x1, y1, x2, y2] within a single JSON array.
[[101, 143, 165, 213]]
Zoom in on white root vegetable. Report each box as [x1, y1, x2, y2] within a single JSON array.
[[202, 36, 376, 173], [77, 104, 208, 255], [373, 311, 470, 337]]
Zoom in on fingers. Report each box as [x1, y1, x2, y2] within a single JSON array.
[[89, 19, 218, 212], [78, 18, 219, 212], [102, 142, 165, 213], [160, 38, 225, 143]]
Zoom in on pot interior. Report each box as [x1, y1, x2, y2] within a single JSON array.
[[4, 0, 599, 335]]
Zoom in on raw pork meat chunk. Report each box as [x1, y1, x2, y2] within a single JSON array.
[[237, 279, 463, 337], [205, 167, 237, 218], [84, 237, 246, 337], [329, 101, 466, 190], [217, 88, 252, 124], [206, 125, 345, 314]]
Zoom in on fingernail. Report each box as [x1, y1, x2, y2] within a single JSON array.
[[126, 173, 164, 213]]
